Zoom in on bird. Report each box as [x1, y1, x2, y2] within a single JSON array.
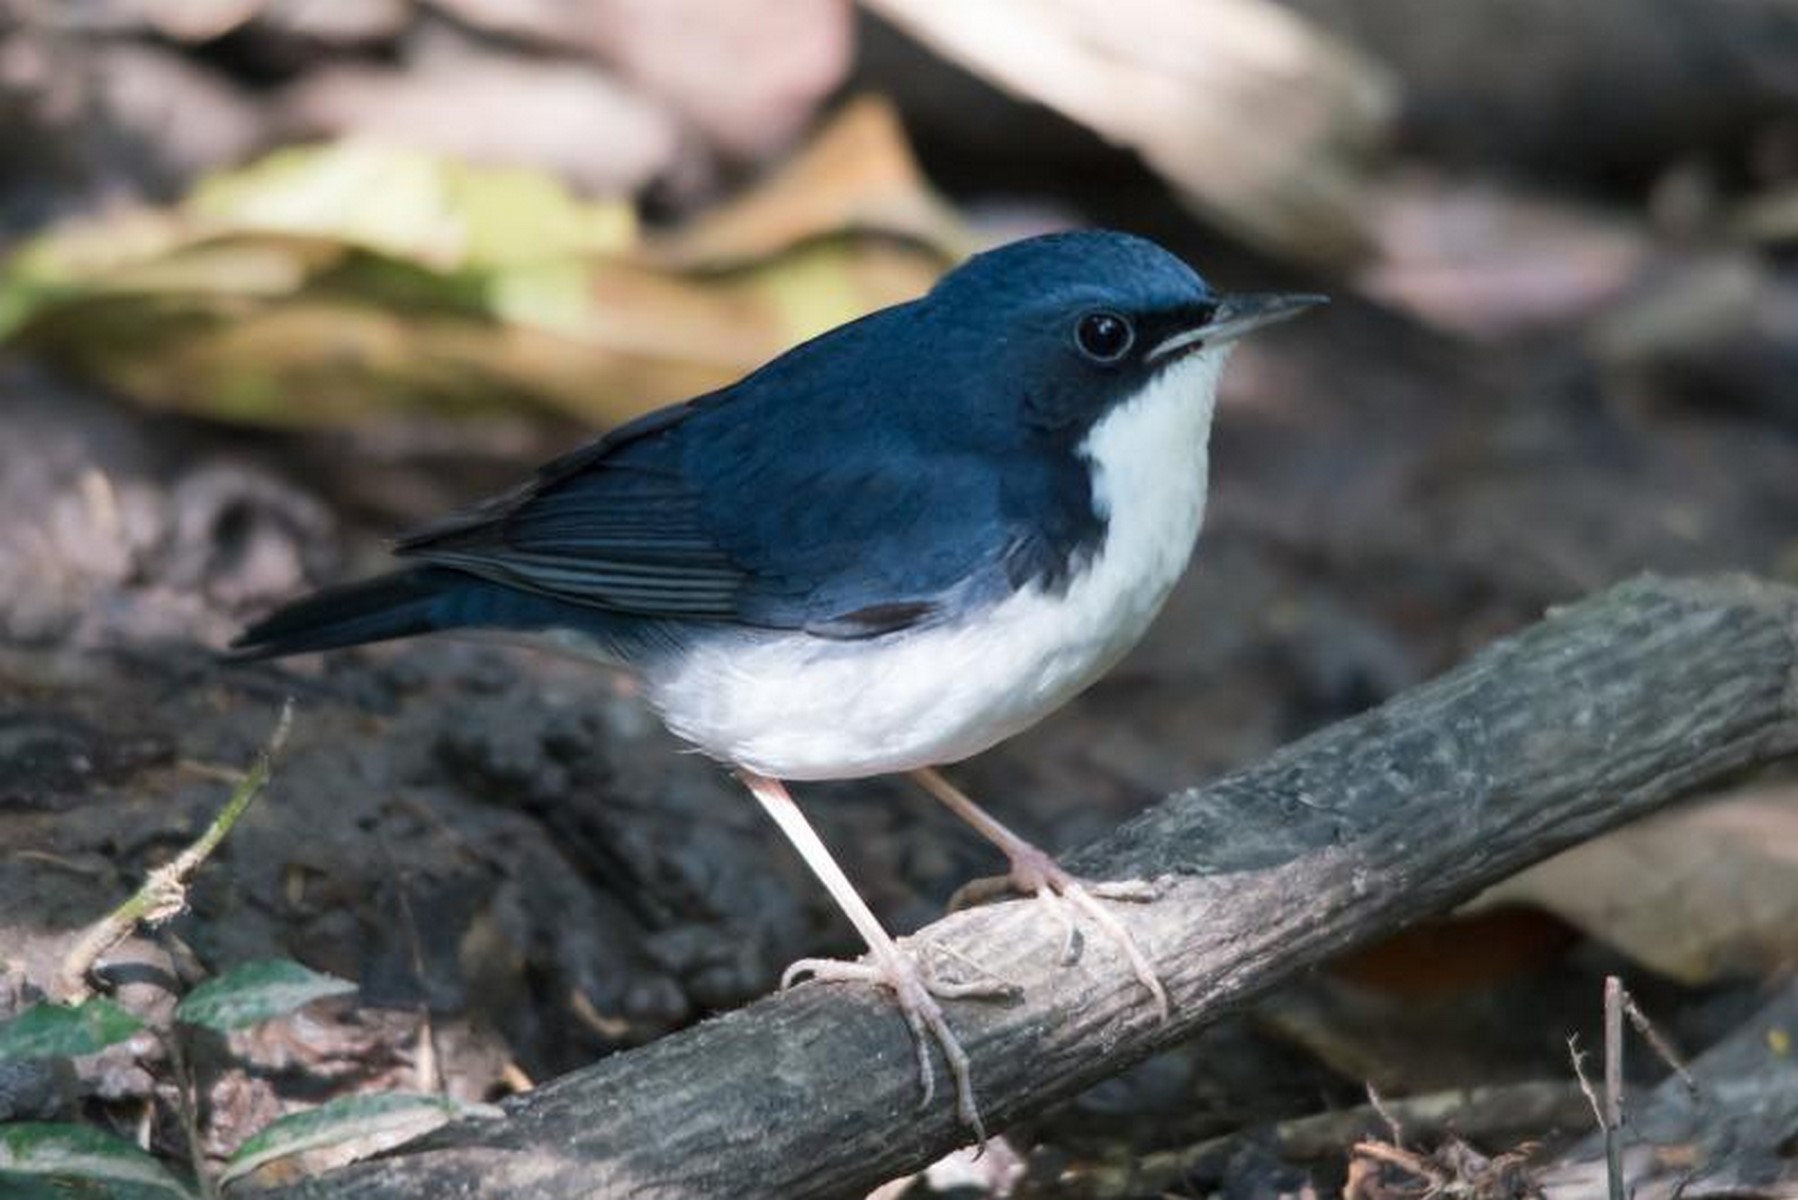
[[230, 229, 1323, 1137]]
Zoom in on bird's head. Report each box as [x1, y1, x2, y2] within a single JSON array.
[[921, 230, 1323, 435]]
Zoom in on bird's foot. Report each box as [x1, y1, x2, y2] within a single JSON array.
[[951, 843, 1168, 1020], [783, 943, 1016, 1138]]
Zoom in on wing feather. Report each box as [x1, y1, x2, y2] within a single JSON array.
[[392, 397, 754, 620], [387, 305, 1067, 637]]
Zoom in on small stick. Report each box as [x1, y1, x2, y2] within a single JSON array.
[[1619, 987, 1697, 1100], [569, 989, 633, 1041], [1365, 1081, 1404, 1149], [499, 1061, 536, 1094], [1350, 1139, 1447, 1189], [164, 1025, 216, 1200], [1568, 1034, 1603, 1129], [1602, 975, 1625, 1200], [56, 700, 294, 1001], [380, 838, 442, 1096]]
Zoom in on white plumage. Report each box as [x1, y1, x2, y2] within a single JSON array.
[[645, 347, 1229, 780]]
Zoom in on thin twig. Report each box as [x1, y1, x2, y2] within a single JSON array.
[[1603, 975, 1626, 1200], [381, 839, 442, 1096], [163, 1026, 216, 1200], [569, 989, 633, 1041], [1351, 1140, 1448, 1190], [1366, 1081, 1405, 1150], [1569, 1034, 1604, 1130], [1619, 987, 1698, 1101], [56, 700, 295, 1001]]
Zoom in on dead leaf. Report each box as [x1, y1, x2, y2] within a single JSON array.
[[865, 0, 1395, 267], [1359, 173, 1652, 337], [648, 94, 972, 269], [185, 141, 638, 270], [0, 115, 964, 428], [142, 0, 263, 41], [282, 56, 680, 199], [1352, 170, 1646, 338], [427, 0, 852, 162], [1476, 785, 1798, 983]]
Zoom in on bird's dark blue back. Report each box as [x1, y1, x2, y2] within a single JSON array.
[[235, 231, 1218, 659], [402, 292, 1103, 637]]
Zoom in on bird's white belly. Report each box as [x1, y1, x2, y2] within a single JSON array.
[[645, 350, 1225, 780]]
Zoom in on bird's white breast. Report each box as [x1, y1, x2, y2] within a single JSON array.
[[645, 349, 1228, 780]]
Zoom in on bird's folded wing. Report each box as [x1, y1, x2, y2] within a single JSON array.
[[392, 401, 750, 619], [391, 402, 1008, 637]]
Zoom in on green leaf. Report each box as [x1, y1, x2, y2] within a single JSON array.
[[0, 1000, 144, 1060], [0, 1123, 195, 1198], [173, 959, 355, 1033], [220, 1093, 502, 1186]]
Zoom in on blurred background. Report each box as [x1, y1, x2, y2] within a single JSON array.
[[2, 1, 1797, 1195]]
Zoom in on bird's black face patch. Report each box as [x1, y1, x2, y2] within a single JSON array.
[[1012, 298, 1222, 434], [1136, 301, 1220, 363], [860, 230, 1230, 595]]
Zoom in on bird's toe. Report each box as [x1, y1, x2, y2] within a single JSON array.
[[778, 944, 997, 1139]]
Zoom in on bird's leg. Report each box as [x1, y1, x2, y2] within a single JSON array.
[[910, 767, 1169, 1019], [739, 770, 1009, 1138]]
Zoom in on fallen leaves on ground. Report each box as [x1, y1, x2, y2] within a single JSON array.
[[0, 97, 963, 429], [1477, 784, 1798, 983]]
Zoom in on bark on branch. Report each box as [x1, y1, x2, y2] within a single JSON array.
[[270, 573, 1798, 1200]]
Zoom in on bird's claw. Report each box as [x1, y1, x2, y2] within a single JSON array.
[[781, 943, 1012, 1139], [953, 842, 1169, 1020]]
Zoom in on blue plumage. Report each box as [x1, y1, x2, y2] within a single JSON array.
[[232, 229, 1324, 1136], [235, 230, 1222, 658]]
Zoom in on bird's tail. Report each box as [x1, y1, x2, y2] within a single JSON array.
[[229, 567, 464, 660]]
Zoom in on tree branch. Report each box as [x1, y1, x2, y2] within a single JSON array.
[[269, 573, 1798, 1200]]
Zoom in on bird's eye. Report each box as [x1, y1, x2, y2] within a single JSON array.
[[1074, 311, 1134, 364]]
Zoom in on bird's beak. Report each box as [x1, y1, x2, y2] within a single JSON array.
[[1147, 292, 1328, 363]]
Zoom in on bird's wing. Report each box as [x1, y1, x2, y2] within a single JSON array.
[[392, 391, 1025, 638], [394, 397, 750, 620]]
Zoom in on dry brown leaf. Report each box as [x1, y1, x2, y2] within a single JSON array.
[[865, 0, 1395, 267], [1359, 174, 1652, 337], [1, 123, 961, 428], [648, 95, 971, 270], [1476, 785, 1798, 983], [427, 0, 851, 161], [141, 0, 263, 40], [282, 56, 680, 199]]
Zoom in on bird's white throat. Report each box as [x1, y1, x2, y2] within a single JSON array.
[[646, 348, 1229, 780], [1077, 345, 1225, 631]]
